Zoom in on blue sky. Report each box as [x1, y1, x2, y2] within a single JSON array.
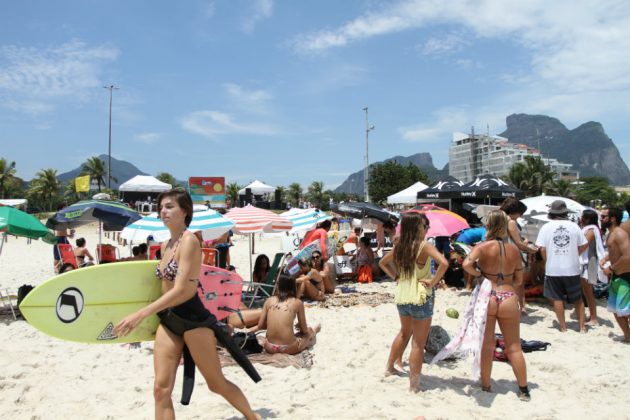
[[2, 0, 630, 190]]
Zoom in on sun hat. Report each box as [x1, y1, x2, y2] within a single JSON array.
[[548, 200, 569, 215]]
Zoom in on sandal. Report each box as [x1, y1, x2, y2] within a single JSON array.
[[518, 386, 531, 402]]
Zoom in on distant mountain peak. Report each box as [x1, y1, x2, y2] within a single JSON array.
[[500, 113, 630, 185], [57, 155, 148, 189]]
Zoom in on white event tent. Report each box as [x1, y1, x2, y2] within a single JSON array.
[[238, 180, 276, 195], [386, 181, 429, 204], [119, 175, 172, 192]]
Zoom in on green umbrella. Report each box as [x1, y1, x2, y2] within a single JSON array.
[[0, 206, 54, 255]]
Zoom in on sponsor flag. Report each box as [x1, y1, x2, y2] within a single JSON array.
[[75, 175, 91, 192]]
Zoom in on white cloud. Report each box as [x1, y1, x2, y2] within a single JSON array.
[[0, 39, 119, 113], [241, 0, 273, 33], [135, 132, 161, 144], [291, 0, 630, 93], [180, 110, 277, 138], [421, 33, 469, 56], [224, 83, 272, 111]]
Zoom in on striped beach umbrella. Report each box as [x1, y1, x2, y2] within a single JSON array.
[[120, 209, 234, 242], [225, 205, 292, 279], [224, 205, 292, 234], [280, 208, 332, 233]]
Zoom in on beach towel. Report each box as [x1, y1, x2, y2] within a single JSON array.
[[580, 224, 608, 284], [217, 347, 313, 369], [429, 279, 492, 379]]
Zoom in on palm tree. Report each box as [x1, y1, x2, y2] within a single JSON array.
[[549, 179, 575, 199], [0, 158, 16, 199], [288, 182, 302, 207], [28, 169, 61, 211], [156, 172, 178, 187], [81, 156, 108, 191], [507, 156, 555, 197], [226, 182, 242, 207], [307, 181, 325, 208]]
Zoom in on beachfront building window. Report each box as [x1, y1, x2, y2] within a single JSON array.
[[448, 131, 577, 183]]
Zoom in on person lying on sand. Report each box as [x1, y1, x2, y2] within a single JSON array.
[[248, 274, 320, 355]]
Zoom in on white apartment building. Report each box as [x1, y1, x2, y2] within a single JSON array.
[[448, 131, 577, 183]]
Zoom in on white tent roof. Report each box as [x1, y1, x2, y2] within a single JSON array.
[[238, 180, 276, 195], [119, 175, 172, 192], [387, 181, 429, 204]]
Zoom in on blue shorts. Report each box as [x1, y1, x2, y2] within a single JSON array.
[[396, 295, 434, 320]]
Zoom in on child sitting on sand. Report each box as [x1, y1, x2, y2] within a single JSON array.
[[248, 274, 321, 355]]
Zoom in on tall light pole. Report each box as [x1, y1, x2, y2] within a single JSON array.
[[104, 85, 119, 190], [362, 107, 375, 202]]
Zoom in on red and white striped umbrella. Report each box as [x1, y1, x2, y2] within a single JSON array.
[[225, 204, 293, 234], [224, 205, 292, 280]]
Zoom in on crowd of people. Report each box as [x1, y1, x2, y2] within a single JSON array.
[[48, 188, 629, 418]]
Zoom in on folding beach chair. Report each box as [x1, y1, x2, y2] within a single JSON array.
[[57, 243, 78, 269], [242, 252, 286, 308], [0, 287, 17, 320], [201, 248, 218, 266], [96, 244, 119, 263]]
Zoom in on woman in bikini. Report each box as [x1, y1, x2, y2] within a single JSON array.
[[311, 250, 335, 293], [379, 212, 448, 392], [463, 210, 530, 401], [114, 188, 259, 420], [74, 237, 95, 267], [249, 274, 320, 355], [296, 259, 326, 301]]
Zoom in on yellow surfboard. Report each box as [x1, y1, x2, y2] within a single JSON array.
[[20, 261, 161, 344]]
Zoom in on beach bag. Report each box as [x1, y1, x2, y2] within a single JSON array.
[[232, 332, 263, 355], [357, 264, 373, 283], [17, 284, 34, 307], [493, 334, 551, 362]]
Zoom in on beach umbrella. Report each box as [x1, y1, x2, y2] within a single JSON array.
[[280, 208, 332, 233], [47, 200, 142, 250], [521, 195, 585, 221], [331, 202, 399, 225], [0, 206, 54, 255], [47, 200, 142, 230], [225, 205, 293, 279], [406, 206, 470, 237], [120, 209, 234, 242]]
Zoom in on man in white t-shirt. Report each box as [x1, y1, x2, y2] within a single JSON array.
[[536, 200, 589, 332]]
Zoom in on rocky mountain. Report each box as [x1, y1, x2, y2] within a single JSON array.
[[57, 154, 148, 189], [499, 114, 630, 185], [333, 153, 448, 196]]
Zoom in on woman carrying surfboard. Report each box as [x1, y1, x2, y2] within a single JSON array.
[[114, 188, 260, 420]]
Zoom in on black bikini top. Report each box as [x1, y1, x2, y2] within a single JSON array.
[[478, 238, 515, 285]]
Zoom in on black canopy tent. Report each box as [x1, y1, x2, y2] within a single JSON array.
[[457, 174, 524, 203], [416, 176, 465, 210], [417, 174, 523, 220]]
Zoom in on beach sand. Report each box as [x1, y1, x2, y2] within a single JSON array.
[[1, 223, 628, 419]]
